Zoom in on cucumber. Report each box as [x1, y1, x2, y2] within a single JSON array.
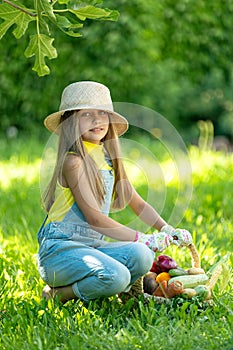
[[169, 268, 188, 277], [168, 274, 209, 288]]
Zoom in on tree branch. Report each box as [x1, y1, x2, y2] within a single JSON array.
[[3, 0, 37, 17]]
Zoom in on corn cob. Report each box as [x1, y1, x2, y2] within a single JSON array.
[[188, 243, 201, 268], [206, 263, 223, 290]]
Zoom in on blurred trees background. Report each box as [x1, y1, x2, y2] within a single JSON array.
[[1, 0, 233, 143]]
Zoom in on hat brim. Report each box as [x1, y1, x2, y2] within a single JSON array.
[[44, 107, 128, 137]]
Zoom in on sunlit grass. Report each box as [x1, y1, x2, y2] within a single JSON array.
[[0, 159, 41, 189], [190, 146, 233, 184]]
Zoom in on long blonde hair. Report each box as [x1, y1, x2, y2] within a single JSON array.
[[42, 110, 131, 212]]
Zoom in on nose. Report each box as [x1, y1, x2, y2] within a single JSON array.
[[91, 112, 101, 124]]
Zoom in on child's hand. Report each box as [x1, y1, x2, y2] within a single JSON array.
[[172, 229, 193, 246], [161, 225, 192, 247], [136, 232, 173, 252]]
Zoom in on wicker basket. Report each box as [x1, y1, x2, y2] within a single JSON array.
[[123, 243, 200, 299]]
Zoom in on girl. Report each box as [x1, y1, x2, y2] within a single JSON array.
[[38, 81, 192, 303]]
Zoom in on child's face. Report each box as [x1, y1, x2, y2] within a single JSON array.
[[78, 109, 109, 144]]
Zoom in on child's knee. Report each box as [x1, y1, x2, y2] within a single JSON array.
[[132, 243, 155, 275], [110, 266, 131, 293]]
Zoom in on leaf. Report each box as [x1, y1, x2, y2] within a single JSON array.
[[57, 0, 70, 4], [24, 34, 57, 76], [33, 0, 56, 36], [0, 3, 35, 39], [37, 0, 56, 20], [69, 5, 119, 21], [0, 1, 119, 76], [55, 14, 83, 37], [59, 0, 103, 5], [55, 13, 73, 29]]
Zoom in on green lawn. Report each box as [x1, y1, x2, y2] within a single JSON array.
[[0, 135, 232, 350]]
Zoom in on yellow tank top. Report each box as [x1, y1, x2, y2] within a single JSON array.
[[45, 141, 112, 225]]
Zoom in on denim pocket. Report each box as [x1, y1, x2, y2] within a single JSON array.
[[76, 226, 102, 239], [47, 222, 75, 240]]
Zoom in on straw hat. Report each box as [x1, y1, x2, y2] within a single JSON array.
[[44, 81, 128, 136]]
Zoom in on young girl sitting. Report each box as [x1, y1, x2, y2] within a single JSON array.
[[37, 81, 192, 303]]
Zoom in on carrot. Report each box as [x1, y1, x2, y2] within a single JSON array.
[[153, 280, 184, 298], [153, 280, 168, 297], [165, 281, 184, 298]]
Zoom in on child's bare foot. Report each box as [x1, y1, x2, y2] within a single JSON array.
[[42, 285, 60, 301], [42, 284, 77, 304]]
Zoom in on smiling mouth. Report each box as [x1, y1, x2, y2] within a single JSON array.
[[89, 127, 104, 132]]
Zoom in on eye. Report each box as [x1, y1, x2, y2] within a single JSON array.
[[99, 111, 108, 116], [81, 112, 91, 118]]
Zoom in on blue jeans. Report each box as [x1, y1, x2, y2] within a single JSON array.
[[37, 222, 154, 301]]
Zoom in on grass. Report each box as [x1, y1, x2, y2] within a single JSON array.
[[0, 134, 232, 350]]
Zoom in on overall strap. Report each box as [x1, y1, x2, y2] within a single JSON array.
[[37, 214, 48, 235]]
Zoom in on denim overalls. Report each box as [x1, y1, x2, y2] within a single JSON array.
[[37, 168, 154, 301]]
